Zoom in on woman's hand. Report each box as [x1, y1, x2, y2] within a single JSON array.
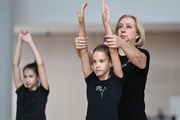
[[105, 34, 123, 48], [74, 37, 88, 49]]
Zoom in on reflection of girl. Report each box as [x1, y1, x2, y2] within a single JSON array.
[[13, 30, 49, 120], [75, 2, 124, 120]]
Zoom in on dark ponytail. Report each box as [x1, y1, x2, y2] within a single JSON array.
[[23, 60, 39, 76]]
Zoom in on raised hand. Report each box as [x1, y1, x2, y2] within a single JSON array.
[[20, 30, 33, 43], [102, 0, 110, 23], [76, 1, 88, 24], [18, 32, 23, 41]]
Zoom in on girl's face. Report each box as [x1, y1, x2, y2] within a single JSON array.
[[118, 17, 139, 45], [23, 68, 39, 90], [92, 51, 112, 80]]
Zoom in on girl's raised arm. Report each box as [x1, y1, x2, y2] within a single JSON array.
[[21, 30, 49, 90], [102, 0, 123, 78], [75, 1, 92, 78], [76, 1, 88, 37], [13, 31, 24, 89]]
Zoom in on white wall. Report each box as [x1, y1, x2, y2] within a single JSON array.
[[14, 0, 180, 24]]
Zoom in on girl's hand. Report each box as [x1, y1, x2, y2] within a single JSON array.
[[18, 32, 23, 41], [18, 30, 27, 41], [74, 37, 88, 49], [20, 30, 33, 43], [76, 1, 88, 24], [102, 0, 110, 23]]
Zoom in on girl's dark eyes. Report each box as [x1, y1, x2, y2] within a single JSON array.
[[29, 75, 33, 78], [93, 60, 104, 63], [23, 75, 33, 78], [100, 60, 104, 63]]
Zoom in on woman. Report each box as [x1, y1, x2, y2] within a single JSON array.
[[75, 0, 150, 119], [109, 14, 150, 120], [102, 0, 150, 119]]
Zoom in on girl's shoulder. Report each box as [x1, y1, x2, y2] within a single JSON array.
[[38, 84, 49, 94], [110, 72, 124, 83], [16, 84, 26, 94], [85, 71, 97, 83]]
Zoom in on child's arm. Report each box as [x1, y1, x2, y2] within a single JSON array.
[[12, 31, 24, 89], [75, 1, 92, 78], [102, 0, 112, 35], [75, 1, 88, 58], [76, 1, 88, 38], [102, 0, 123, 78], [21, 30, 49, 90]]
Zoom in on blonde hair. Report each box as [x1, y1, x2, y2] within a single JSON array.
[[114, 14, 145, 47]]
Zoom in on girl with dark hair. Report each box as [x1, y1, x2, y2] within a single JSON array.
[[13, 30, 49, 120], [75, 2, 124, 120]]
